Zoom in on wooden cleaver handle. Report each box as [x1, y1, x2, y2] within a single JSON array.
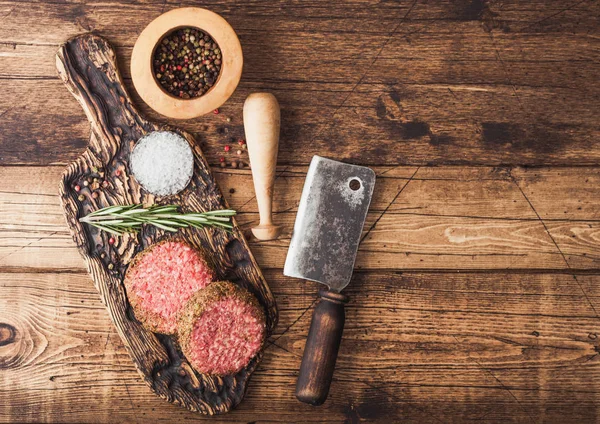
[[296, 289, 349, 406]]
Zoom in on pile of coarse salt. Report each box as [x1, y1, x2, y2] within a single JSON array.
[[130, 131, 194, 196]]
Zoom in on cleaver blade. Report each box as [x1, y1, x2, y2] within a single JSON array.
[[284, 155, 376, 291]]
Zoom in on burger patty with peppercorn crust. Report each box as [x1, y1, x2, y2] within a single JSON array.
[[124, 240, 214, 335], [178, 281, 266, 376]]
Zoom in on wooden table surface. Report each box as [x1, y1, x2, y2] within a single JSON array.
[[1, 1, 599, 423]]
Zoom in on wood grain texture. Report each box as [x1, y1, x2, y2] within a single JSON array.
[[1, 1, 600, 422], [2, 271, 600, 423], [55, 34, 277, 414], [2, 164, 599, 421], [2, 166, 599, 272], [0, 0, 599, 166]]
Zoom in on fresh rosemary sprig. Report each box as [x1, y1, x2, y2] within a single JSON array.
[[79, 204, 236, 235]]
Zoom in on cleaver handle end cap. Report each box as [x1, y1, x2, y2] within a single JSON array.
[[296, 289, 348, 406]]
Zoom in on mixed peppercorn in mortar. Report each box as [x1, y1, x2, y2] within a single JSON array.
[[153, 27, 222, 99]]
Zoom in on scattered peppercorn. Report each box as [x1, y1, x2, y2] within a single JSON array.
[[102, 180, 109, 188], [100, 252, 106, 259], [83, 180, 89, 187], [220, 162, 227, 168], [91, 192, 99, 199], [107, 263, 114, 270], [108, 237, 115, 245], [213, 108, 220, 114], [74, 185, 81, 192], [231, 161, 238, 169], [224, 145, 231, 152], [226, 117, 232, 122], [219, 156, 225, 162], [236, 149, 242, 155], [78, 194, 85, 201], [238, 139, 245, 145], [229, 188, 235, 194], [153, 27, 222, 99], [115, 169, 121, 177]]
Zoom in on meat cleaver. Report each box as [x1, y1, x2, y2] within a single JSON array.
[[284, 155, 375, 405]]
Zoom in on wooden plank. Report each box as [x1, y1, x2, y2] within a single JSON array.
[[0, 1, 598, 166], [512, 167, 600, 220], [2, 271, 599, 422], [2, 165, 599, 272], [1, 1, 598, 47]]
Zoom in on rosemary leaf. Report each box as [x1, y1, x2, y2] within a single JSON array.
[[186, 222, 206, 230], [121, 209, 148, 215], [152, 222, 178, 232], [93, 224, 124, 236], [200, 216, 231, 222], [150, 205, 178, 213], [207, 221, 234, 229], [88, 205, 128, 217], [202, 209, 237, 216], [178, 216, 210, 223], [152, 219, 188, 227], [89, 219, 125, 225]]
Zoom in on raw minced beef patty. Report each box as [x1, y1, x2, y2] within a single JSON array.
[[178, 281, 266, 376], [124, 240, 214, 334]]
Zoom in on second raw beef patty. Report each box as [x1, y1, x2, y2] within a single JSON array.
[[178, 281, 266, 376]]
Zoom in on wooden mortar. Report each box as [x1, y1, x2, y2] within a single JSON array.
[[131, 7, 243, 119]]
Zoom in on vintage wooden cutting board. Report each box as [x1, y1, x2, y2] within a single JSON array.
[[55, 34, 278, 414]]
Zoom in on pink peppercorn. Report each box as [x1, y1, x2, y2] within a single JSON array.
[[74, 185, 81, 192], [115, 170, 121, 177], [213, 109, 219, 114], [108, 237, 115, 245], [224, 145, 231, 152], [219, 157, 225, 162], [238, 139, 245, 145]]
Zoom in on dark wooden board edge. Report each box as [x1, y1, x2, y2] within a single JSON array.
[[56, 33, 278, 415]]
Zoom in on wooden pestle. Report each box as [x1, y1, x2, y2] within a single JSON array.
[[243, 93, 282, 240]]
